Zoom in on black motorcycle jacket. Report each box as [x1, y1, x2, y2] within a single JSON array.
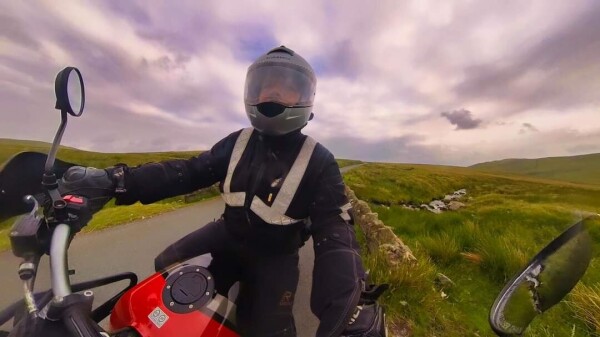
[[114, 127, 366, 337]]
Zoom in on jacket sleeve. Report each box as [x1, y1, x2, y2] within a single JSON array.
[[114, 131, 239, 205], [309, 153, 366, 337]]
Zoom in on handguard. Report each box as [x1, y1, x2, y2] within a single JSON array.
[[0, 151, 76, 221]]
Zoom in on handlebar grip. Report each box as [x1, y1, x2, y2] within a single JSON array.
[[64, 309, 105, 337], [60, 293, 106, 337]]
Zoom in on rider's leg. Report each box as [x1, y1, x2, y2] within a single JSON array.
[[236, 251, 300, 337]]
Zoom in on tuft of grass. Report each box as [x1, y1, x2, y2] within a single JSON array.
[[475, 233, 529, 283], [568, 284, 600, 333], [420, 232, 461, 266]]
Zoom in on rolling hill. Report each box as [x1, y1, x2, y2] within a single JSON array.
[[0, 138, 202, 168], [470, 152, 600, 185]]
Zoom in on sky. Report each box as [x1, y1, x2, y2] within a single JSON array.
[[1, 1, 599, 166]]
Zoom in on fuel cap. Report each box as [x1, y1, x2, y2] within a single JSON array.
[[171, 273, 208, 304], [162, 264, 215, 314]]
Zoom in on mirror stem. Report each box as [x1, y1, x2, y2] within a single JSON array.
[[45, 110, 68, 174]]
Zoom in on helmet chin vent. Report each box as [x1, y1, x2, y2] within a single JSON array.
[[257, 102, 286, 117]]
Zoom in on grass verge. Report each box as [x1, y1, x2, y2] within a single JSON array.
[[348, 163, 600, 336]]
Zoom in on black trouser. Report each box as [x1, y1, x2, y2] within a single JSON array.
[[155, 219, 300, 336]]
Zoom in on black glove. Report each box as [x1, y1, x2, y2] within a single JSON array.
[[341, 284, 389, 337], [58, 166, 116, 213]]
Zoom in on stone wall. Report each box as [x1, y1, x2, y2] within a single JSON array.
[[346, 186, 416, 263]]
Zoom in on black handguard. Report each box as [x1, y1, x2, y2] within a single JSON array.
[[58, 166, 116, 213], [341, 284, 389, 337]]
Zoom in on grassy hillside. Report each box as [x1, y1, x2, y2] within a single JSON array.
[[470, 153, 600, 185], [0, 138, 200, 168], [346, 163, 600, 336]]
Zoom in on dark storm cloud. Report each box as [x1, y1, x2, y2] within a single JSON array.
[[140, 55, 190, 72], [440, 109, 482, 130], [454, 2, 600, 113], [519, 123, 539, 134]]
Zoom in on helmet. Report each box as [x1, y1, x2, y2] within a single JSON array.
[[244, 46, 316, 136]]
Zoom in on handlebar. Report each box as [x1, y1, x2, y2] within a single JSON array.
[[50, 223, 72, 298], [47, 225, 108, 337]]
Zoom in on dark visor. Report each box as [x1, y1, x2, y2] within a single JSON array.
[[244, 64, 316, 107]]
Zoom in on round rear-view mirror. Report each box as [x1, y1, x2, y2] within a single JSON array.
[[54, 67, 85, 116], [489, 215, 596, 336]]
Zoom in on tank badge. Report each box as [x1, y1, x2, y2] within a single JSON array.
[[149, 307, 169, 328]]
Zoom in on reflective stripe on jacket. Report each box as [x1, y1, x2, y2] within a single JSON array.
[[222, 127, 317, 226]]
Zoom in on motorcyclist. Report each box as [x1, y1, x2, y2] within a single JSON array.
[[59, 46, 386, 337]]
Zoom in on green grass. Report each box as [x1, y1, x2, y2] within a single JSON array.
[[471, 152, 600, 186], [347, 163, 600, 337], [568, 284, 600, 334], [336, 158, 363, 168], [0, 138, 201, 168]]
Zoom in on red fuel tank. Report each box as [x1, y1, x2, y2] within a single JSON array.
[[109, 263, 239, 337]]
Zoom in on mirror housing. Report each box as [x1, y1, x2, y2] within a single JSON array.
[[489, 215, 595, 336], [54, 67, 85, 117]]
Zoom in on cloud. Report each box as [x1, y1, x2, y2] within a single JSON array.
[[322, 134, 443, 164], [440, 109, 482, 130], [453, 1, 600, 114], [519, 123, 539, 134], [1, 0, 600, 167], [0, 13, 41, 50]]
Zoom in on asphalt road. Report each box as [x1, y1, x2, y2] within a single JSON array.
[[0, 164, 361, 335]]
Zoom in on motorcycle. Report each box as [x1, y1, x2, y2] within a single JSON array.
[[0, 67, 594, 337]]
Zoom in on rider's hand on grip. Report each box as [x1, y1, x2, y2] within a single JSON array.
[[59, 166, 116, 213], [341, 283, 389, 337]]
